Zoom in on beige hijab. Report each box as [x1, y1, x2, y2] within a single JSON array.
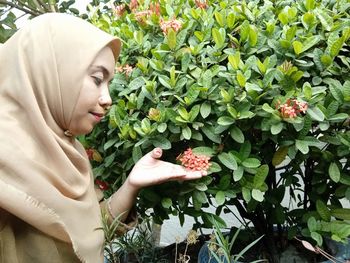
[[0, 13, 120, 262]]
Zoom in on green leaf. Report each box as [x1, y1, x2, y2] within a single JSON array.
[[212, 28, 226, 49], [208, 162, 222, 174], [315, 8, 332, 31], [167, 28, 177, 50], [331, 208, 350, 220], [252, 189, 265, 202], [230, 126, 245, 143], [134, 30, 144, 45], [192, 147, 215, 157], [182, 126, 192, 140], [328, 113, 349, 122], [218, 152, 238, 170], [292, 41, 303, 55], [129, 77, 145, 90], [240, 20, 250, 42], [227, 12, 236, 29], [193, 190, 208, 204], [329, 162, 340, 183], [194, 183, 208, 191], [262, 103, 275, 113], [271, 122, 283, 135], [272, 146, 289, 166], [311, 232, 323, 246], [249, 25, 258, 47], [237, 71, 246, 87], [215, 191, 226, 206], [203, 213, 227, 228], [200, 102, 211, 118], [161, 197, 172, 209], [233, 166, 244, 181], [132, 146, 142, 163], [305, 0, 315, 10], [242, 158, 261, 168], [330, 37, 344, 57], [228, 52, 240, 70], [296, 140, 309, 154], [302, 36, 321, 53], [316, 200, 331, 221], [157, 123, 167, 133], [189, 104, 200, 121], [242, 187, 251, 202], [278, 11, 289, 25], [307, 106, 325, 121], [307, 217, 317, 232], [254, 164, 269, 187], [218, 116, 235, 126], [214, 11, 225, 27], [202, 126, 221, 143], [152, 136, 172, 150]]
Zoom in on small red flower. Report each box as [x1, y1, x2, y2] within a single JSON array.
[[177, 148, 211, 172], [159, 18, 182, 35], [276, 99, 308, 119], [86, 148, 94, 160], [195, 0, 208, 9], [95, 179, 109, 191]]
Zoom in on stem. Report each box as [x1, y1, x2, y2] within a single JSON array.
[[175, 242, 178, 263]]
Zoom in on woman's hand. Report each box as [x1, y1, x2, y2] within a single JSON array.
[[125, 148, 206, 191]]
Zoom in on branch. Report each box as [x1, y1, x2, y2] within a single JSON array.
[[31, 0, 47, 12], [17, 0, 45, 14], [48, 0, 57, 12], [0, 0, 42, 16]]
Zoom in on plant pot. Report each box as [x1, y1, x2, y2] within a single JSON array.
[[197, 243, 241, 263], [320, 238, 350, 263]]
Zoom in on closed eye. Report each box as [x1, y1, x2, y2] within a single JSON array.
[[92, 76, 103, 86]]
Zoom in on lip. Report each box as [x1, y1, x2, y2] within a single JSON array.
[[90, 112, 104, 122]]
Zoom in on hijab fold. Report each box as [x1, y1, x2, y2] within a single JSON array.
[[0, 13, 121, 262]]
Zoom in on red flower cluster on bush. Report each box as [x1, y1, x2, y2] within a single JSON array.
[[85, 148, 103, 162], [276, 99, 308, 118], [95, 179, 109, 191], [116, 64, 133, 76], [176, 148, 211, 172], [159, 18, 182, 35], [195, 0, 208, 9]]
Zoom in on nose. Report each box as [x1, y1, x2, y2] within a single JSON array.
[[99, 87, 112, 109]]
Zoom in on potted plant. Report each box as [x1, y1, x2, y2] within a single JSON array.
[[82, 0, 350, 261]]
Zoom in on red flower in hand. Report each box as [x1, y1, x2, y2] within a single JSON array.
[[176, 148, 211, 172]]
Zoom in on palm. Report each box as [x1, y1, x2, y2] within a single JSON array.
[[127, 148, 204, 189]]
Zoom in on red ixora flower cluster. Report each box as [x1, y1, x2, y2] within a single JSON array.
[[176, 148, 211, 172], [159, 18, 182, 35], [116, 64, 133, 76], [195, 0, 209, 9], [276, 99, 308, 118], [95, 179, 109, 191]]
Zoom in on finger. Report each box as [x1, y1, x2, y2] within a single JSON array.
[[171, 171, 203, 181], [167, 165, 203, 179], [150, 147, 162, 159]]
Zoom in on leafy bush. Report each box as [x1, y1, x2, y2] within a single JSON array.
[[82, 0, 350, 261]]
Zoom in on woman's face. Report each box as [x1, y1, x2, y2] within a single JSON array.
[[69, 46, 115, 135]]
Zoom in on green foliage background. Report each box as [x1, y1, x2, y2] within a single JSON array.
[[2, 0, 350, 259], [83, 0, 350, 254]]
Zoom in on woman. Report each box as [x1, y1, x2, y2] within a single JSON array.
[[0, 13, 205, 262]]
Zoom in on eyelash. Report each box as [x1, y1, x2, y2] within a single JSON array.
[[93, 76, 103, 86]]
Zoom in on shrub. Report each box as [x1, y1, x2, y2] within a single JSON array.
[[82, 0, 350, 261]]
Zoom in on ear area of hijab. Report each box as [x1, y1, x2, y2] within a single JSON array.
[[108, 38, 122, 61]]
